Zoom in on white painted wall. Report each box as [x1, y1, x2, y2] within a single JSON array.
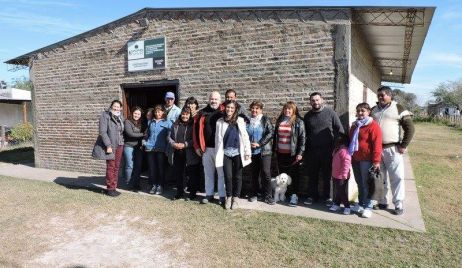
[[0, 102, 32, 128]]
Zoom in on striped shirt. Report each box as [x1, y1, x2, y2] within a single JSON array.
[[277, 121, 291, 154]]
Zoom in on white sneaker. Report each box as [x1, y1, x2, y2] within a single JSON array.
[[362, 208, 372, 218], [149, 185, 157, 194], [329, 204, 340, 211], [155, 185, 163, 195], [351, 204, 364, 213], [343, 208, 351, 215], [289, 194, 298, 207]]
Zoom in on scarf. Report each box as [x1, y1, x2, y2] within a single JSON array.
[[249, 114, 263, 127], [348, 117, 372, 156]]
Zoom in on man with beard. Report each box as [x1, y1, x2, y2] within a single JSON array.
[[303, 92, 344, 205], [193, 91, 226, 204], [224, 89, 250, 123]]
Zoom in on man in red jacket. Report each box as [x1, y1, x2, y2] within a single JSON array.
[[193, 91, 225, 204]]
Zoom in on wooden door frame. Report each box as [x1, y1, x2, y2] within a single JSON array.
[[121, 79, 180, 117]]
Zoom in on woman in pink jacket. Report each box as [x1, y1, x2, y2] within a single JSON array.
[[330, 133, 352, 215]]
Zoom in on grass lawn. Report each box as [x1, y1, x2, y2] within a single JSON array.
[[0, 123, 461, 267]]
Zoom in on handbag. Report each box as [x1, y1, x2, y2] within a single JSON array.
[[367, 166, 384, 201]]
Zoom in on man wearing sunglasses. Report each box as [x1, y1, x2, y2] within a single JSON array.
[[371, 86, 415, 215]]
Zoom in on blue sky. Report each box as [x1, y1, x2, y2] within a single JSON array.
[[1, 0, 461, 104]]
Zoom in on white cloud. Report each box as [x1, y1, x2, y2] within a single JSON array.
[[403, 81, 439, 105], [426, 52, 462, 69], [0, 11, 88, 36]]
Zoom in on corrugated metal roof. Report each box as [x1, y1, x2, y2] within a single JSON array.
[[5, 6, 435, 84]]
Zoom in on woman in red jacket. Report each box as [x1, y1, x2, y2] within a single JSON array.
[[348, 103, 382, 218]]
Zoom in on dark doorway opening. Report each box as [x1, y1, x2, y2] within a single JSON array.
[[121, 80, 180, 117], [121, 80, 180, 185]]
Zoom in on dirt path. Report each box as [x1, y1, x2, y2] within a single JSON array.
[[28, 213, 190, 268]]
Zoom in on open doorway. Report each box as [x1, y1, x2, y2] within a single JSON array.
[[121, 79, 180, 117], [121, 80, 180, 185]]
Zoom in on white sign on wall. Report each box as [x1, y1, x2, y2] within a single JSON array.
[[128, 58, 154, 72], [127, 41, 145, 60]]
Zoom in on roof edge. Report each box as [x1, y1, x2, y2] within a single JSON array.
[[6, 6, 436, 66]]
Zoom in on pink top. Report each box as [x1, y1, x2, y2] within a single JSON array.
[[331, 146, 351, 180]]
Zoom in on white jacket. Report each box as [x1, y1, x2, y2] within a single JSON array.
[[215, 117, 252, 168]]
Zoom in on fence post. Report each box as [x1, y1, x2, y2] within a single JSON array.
[[1, 125, 5, 149]]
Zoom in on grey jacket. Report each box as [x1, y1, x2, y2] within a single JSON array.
[[123, 119, 144, 147], [273, 117, 306, 157], [92, 110, 124, 160], [166, 121, 201, 166]]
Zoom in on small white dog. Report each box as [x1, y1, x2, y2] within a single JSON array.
[[271, 173, 292, 202]]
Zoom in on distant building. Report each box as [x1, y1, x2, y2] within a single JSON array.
[[5, 6, 434, 173], [0, 87, 33, 128], [427, 101, 459, 117]]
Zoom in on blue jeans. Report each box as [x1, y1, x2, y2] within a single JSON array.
[[352, 160, 374, 209], [123, 146, 143, 187]]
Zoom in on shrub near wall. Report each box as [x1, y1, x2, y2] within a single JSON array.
[[9, 122, 34, 143]]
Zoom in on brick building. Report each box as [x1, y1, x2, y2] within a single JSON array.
[[6, 7, 434, 174]]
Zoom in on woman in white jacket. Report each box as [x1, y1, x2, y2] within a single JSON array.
[[215, 100, 251, 210]]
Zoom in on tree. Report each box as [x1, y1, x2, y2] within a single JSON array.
[[431, 79, 462, 107], [392, 88, 419, 112], [12, 77, 34, 91]]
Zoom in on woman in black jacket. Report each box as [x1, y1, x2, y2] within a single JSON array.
[[273, 101, 306, 207], [167, 107, 201, 200], [246, 101, 275, 205]]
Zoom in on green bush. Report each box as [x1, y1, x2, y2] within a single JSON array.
[[9, 123, 34, 142]]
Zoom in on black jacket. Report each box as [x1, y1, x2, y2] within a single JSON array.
[[273, 117, 306, 157], [250, 115, 274, 156]]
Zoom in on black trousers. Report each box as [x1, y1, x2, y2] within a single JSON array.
[[173, 150, 187, 195], [250, 154, 272, 199], [332, 178, 350, 208], [277, 153, 301, 196], [306, 148, 333, 201], [173, 150, 201, 198], [223, 155, 243, 197], [147, 151, 166, 187], [186, 164, 201, 198]]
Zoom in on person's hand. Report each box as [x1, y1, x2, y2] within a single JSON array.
[[295, 155, 303, 162], [195, 148, 202, 157], [372, 163, 380, 170], [397, 146, 407, 154], [251, 143, 260, 149], [106, 147, 113, 154], [291, 155, 302, 165], [245, 155, 250, 161], [177, 143, 185, 149]]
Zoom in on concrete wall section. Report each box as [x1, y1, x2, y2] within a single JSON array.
[[0, 102, 32, 128], [30, 10, 350, 173], [349, 24, 381, 125]]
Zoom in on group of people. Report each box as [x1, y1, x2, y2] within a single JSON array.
[[92, 86, 414, 217]]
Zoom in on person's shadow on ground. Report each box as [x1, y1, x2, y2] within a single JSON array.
[[54, 176, 106, 194]]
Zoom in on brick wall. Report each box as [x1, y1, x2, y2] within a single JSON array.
[[30, 10, 350, 174]]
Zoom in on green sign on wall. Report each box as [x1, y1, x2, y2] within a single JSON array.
[[127, 37, 166, 72]]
